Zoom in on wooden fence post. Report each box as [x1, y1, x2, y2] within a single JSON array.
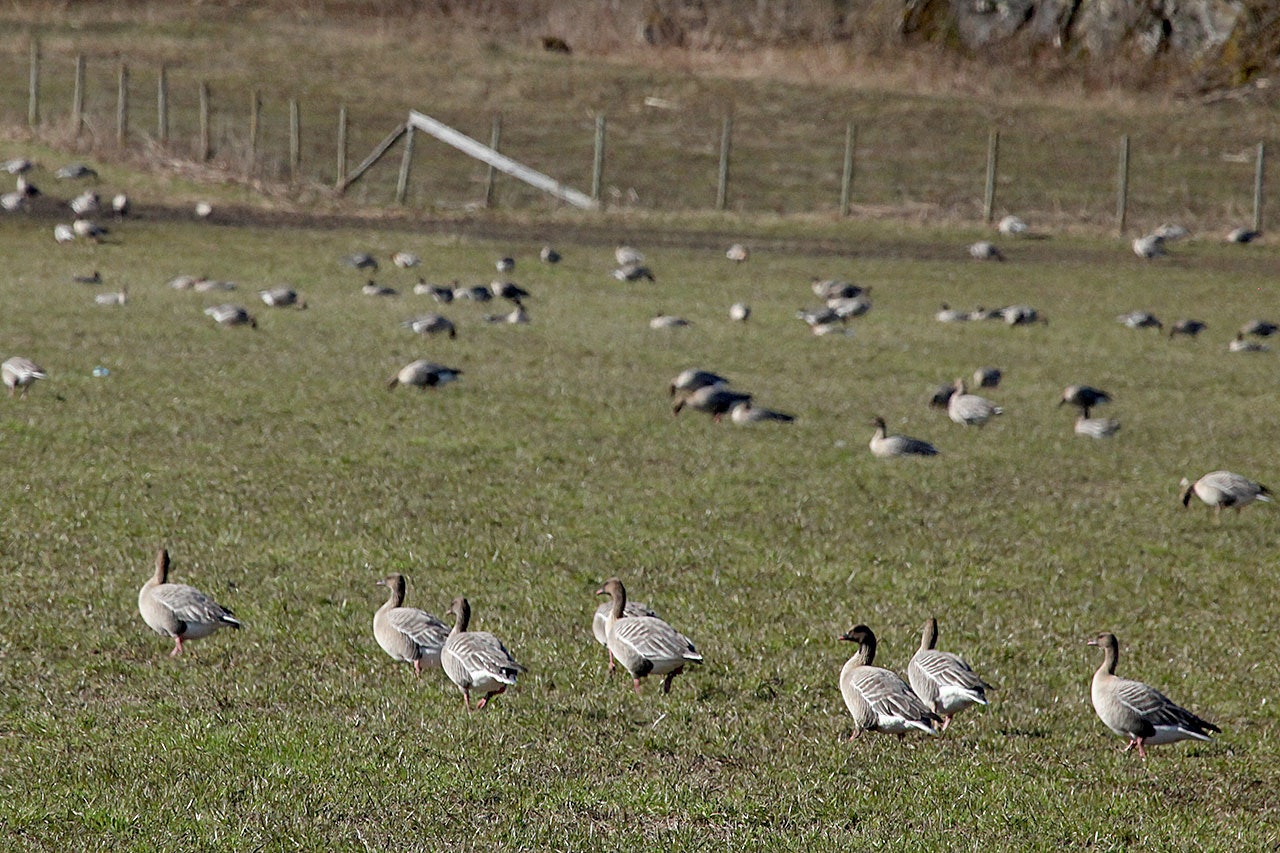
[[1253, 141, 1266, 233], [198, 82, 211, 161], [289, 98, 301, 181], [71, 54, 85, 136], [839, 121, 856, 218], [116, 63, 128, 146], [983, 129, 999, 224], [157, 64, 169, 144], [396, 125, 415, 204], [484, 113, 502, 208], [248, 90, 261, 167], [28, 37, 40, 128], [1116, 134, 1130, 235], [592, 113, 606, 204], [336, 105, 348, 188], [716, 112, 733, 211]]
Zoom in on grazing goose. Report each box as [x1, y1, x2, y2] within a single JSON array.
[[973, 367, 1002, 389], [997, 215, 1028, 237], [596, 577, 701, 694], [1059, 385, 1111, 412], [1001, 305, 1046, 326], [495, 256, 515, 273], [828, 292, 873, 320], [2, 356, 47, 398], [491, 281, 530, 304], [729, 302, 751, 322], [1239, 319, 1278, 338], [72, 218, 107, 241], [373, 574, 450, 676], [811, 278, 863, 300], [3, 157, 34, 174], [204, 304, 257, 329], [669, 368, 729, 397], [167, 274, 202, 290], [1180, 470, 1271, 522], [484, 305, 530, 325], [69, 190, 100, 216], [1169, 318, 1207, 338], [74, 270, 102, 285], [391, 251, 420, 268], [730, 401, 795, 425], [1228, 333, 1269, 353], [362, 280, 397, 297], [592, 597, 658, 672], [1, 191, 26, 212], [111, 193, 130, 218], [838, 625, 940, 738], [16, 175, 39, 198], [403, 314, 457, 338], [344, 252, 379, 271], [1118, 310, 1162, 331], [672, 384, 752, 421], [907, 618, 990, 729], [1075, 412, 1121, 439], [928, 383, 956, 410], [1088, 632, 1219, 758], [947, 379, 1002, 427], [1227, 227, 1260, 244], [1154, 223, 1188, 241], [415, 281, 456, 303], [613, 262, 655, 282], [1132, 233, 1167, 259], [540, 245, 561, 264], [138, 548, 240, 657], [725, 243, 749, 262], [94, 287, 128, 306], [968, 306, 1004, 321], [458, 284, 493, 302], [968, 241, 1004, 261], [796, 305, 842, 330], [56, 163, 98, 180], [649, 313, 690, 330], [388, 360, 462, 390], [869, 416, 938, 457], [935, 304, 969, 323], [615, 245, 644, 266], [259, 286, 306, 309], [440, 597, 524, 710], [194, 278, 236, 293]]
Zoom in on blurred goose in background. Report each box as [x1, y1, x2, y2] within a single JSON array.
[[968, 306, 1004, 321], [69, 190, 99, 216], [167, 274, 202, 290], [259, 286, 306, 309], [1168, 318, 1207, 338], [947, 379, 1002, 427], [495, 256, 515, 273], [72, 218, 107, 241], [935, 304, 969, 323], [1075, 411, 1121, 439], [194, 201, 213, 219], [1153, 223, 1188, 241], [730, 401, 795, 425], [811, 279, 864, 300], [726, 243, 749, 262], [362, 280, 397, 297], [56, 163, 98, 180], [1239, 319, 1278, 338], [828, 290, 873, 319], [838, 625, 940, 738], [596, 577, 701, 694], [669, 368, 728, 397], [615, 245, 644, 266], [968, 241, 1003, 261], [649, 313, 690, 330], [613, 262, 655, 282], [491, 281, 530, 304], [729, 302, 751, 322], [672, 384, 752, 421], [94, 287, 128, 306], [388, 360, 462, 390], [2, 356, 47, 398], [1, 191, 26, 212], [403, 314, 457, 338], [1180, 470, 1271, 522], [1132, 233, 1167, 259], [973, 367, 1001, 388], [414, 281, 455, 302], [373, 574, 450, 676], [440, 597, 524, 710], [997, 215, 1028, 237], [540, 245, 561, 264], [204, 304, 257, 329], [1059, 385, 1110, 412], [928, 382, 956, 410], [869, 416, 938, 457], [138, 548, 240, 657], [3, 157, 34, 174], [458, 284, 493, 302], [194, 278, 236, 293], [391, 251, 420, 268], [484, 305, 529, 325], [1088, 632, 1219, 758], [1228, 333, 1269, 353], [73, 270, 101, 285], [1118, 310, 1162, 331], [111, 193, 130, 218], [1001, 305, 1046, 326], [344, 252, 379, 271], [16, 175, 39, 198], [1227, 227, 1260, 244], [907, 618, 990, 730], [592, 596, 658, 672]]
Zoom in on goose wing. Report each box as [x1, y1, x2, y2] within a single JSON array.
[[846, 665, 938, 728], [1111, 677, 1219, 736], [387, 607, 450, 652], [447, 632, 525, 684], [150, 582, 239, 628], [611, 616, 701, 664], [910, 650, 989, 695]]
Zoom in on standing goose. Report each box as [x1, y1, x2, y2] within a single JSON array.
[[869, 416, 938, 458], [592, 597, 658, 672], [1059, 385, 1111, 412], [2, 356, 47, 398], [596, 577, 702, 694], [440, 597, 524, 710], [838, 625, 940, 738], [907, 618, 990, 729], [669, 368, 728, 397], [1075, 411, 1121, 439], [947, 379, 1003, 428], [1180, 470, 1272, 522], [1087, 632, 1220, 758], [138, 548, 240, 657], [388, 360, 462, 391], [373, 574, 450, 676]]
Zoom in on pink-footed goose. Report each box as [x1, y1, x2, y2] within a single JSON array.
[[2, 357, 47, 398], [947, 379, 1002, 427], [592, 597, 658, 672], [838, 625, 940, 738], [1180, 470, 1272, 523], [1087, 632, 1220, 758], [373, 574, 450, 675], [138, 548, 240, 657], [440, 597, 524, 710], [596, 577, 702, 694], [907, 618, 991, 730], [869, 416, 938, 458]]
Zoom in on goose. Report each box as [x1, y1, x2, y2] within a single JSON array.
[[2, 157, 34, 174], [615, 245, 644, 266], [1118, 310, 1162, 331], [94, 287, 128, 306], [72, 218, 107, 241], [540, 245, 561, 264], [828, 292, 872, 319], [973, 367, 1001, 389], [1169, 318, 1207, 338], [391, 251, 420, 268], [729, 302, 751, 322], [388, 360, 462, 390], [1153, 223, 1188, 241], [669, 368, 728, 397], [596, 577, 701, 694], [440, 597, 524, 710], [729, 401, 795, 425], [592, 597, 658, 671], [55, 163, 98, 180], [726, 243, 749, 262], [1075, 412, 1121, 439], [484, 305, 529, 325], [1180, 470, 1272, 522], [16, 175, 39, 198], [796, 306, 842, 330], [344, 252, 379, 271], [193, 278, 236, 293], [1239, 319, 1278, 338], [968, 306, 1004, 321], [259, 286, 306, 309], [928, 383, 956, 410], [373, 574, 450, 676], [1001, 305, 1046, 326], [811, 279, 863, 300], [194, 201, 213, 219], [968, 241, 1004, 261], [73, 271, 102, 285], [111, 193, 130, 218], [1227, 227, 1260, 244], [167, 274, 203, 290], [838, 625, 940, 738], [138, 548, 240, 657], [1228, 333, 1269, 353], [907, 618, 991, 729], [649, 313, 690, 330], [2, 356, 47, 398], [1059, 385, 1111, 412], [1132, 234, 1167, 258], [69, 190, 100, 216], [491, 281, 530, 304], [458, 285, 493, 302], [997, 215, 1028, 237], [362, 280, 397, 297], [415, 281, 455, 303], [672, 384, 752, 421], [869, 416, 938, 457], [613, 262, 655, 282], [1087, 632, 1219, 758], [403, 314, 457, 338], [947, 379, 1002, 427], [495, 256, 515, 273], [204, 304, 257, 329], [1, 191, 26, 212], [935, 304, 970, 323]]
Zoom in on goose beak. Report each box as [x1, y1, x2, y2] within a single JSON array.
[[594, 587, 607, 596], [1086, 638, 1099, 647]]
